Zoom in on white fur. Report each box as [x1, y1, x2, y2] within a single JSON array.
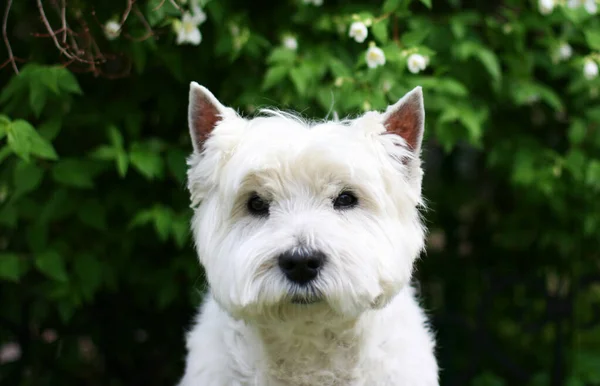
[[178, 83, 439, 386]]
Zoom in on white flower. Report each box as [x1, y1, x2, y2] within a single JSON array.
[[0, 343, 21, 364], [526, 93, 540, 104], [584, 59, 599, 79], [407, 53, 428, 74], [104, 20, 121, 40], [175, 12, 202, 45], [557, 43, 573, 61], [302, 0, 323, 5], [348, 22, 368, 43], [567, 0, 583, 8], [584, 0, 598, 13], [538, 0, 555, 14], [365, 46, 386, 69], [191, 2, 207, 24], [283, 35, 298, 50]]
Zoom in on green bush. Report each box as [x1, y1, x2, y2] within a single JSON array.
[[1, 0, 600, 385]]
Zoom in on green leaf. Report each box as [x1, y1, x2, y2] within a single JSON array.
[[419, 0, 432, 9], [13, 161, 44, 198], [371, 20, 389, 44], [171, 215, 190, 249], [584, 29, 600, 51], [90, 145, 117, 160], [38, 66, 59, 94], [262, 66, 289, 91], [328, 59, 352, 78], [401, 28, 431, 46], [29, 83, 47, 118], [153, 207, 171, 242], [0, 115, 8, 140], [116, 150, 129, 177], [454, 42, 502, 84], [267, 47, 296, 65], [7, 121, 32, 161], [108, 125, 125, 149], [569, 120, 587, 145], [586, 160, 600, 189], [78, 200, 107, 230], [289, 67, 309, 96], [382, 0, 401, 12], [475, 49, 501, 83], [130, 144, 163, 180], [52, 159, 94, 188], [35, 250, 68, 282], [0, 253, 22, 282], [74, 254, 102, 301], [166, 149, 187, 184], [38, 117, 62, 141], [57, 68, 82, 95], [7, 120, 58, 161]]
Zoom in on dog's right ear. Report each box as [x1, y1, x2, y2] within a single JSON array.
[[188, 82, 232, 152]]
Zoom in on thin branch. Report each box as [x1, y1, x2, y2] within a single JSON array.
[[36, 0, 75, 59], [152, 0, 166, 11], [60, 0, 67, 44], [153, 0, 181, 12], [124, 5, 153, 42], [2, 0, 18, 73], [119, 0, 134, 27], [169, 0, 181, 11]]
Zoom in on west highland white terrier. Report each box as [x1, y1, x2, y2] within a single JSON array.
[[177, 82, 438, 386]]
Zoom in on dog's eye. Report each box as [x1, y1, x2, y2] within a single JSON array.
[[333, 191, 358, 210], [247, 194, 270, 216]]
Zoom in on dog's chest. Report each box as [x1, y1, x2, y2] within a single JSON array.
[[258, 325, 364, 386]]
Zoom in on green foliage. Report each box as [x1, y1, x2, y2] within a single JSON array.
[[1, 0, 600, 385]]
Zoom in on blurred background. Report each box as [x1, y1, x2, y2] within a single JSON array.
[[1, 0, 600, 385]]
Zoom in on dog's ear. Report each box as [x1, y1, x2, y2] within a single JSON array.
[[382, 86, 424, 155], [188, 82, 231, 152]]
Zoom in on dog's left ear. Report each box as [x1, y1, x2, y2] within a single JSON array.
[[382, 86, 424, 156], [188, 82, 234, 152]]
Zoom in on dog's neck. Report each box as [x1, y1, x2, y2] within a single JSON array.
[[250, 305, 376, 385]]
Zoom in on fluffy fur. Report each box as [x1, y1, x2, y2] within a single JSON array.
[[178, 83, 439, 386]]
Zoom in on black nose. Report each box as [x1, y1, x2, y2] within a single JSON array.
[[278, 250, 325, 285]]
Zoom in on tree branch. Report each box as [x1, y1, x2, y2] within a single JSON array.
[[2, 0, 19, 73]]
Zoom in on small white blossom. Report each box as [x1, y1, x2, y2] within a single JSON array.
[[191, 3, 207, 24], [0, 343, 21, 364], [104, 20, 121, 40], [283, 35, 298, 50], [584, 0, 598, 13], [348, 22, 368, 43], [557, 43, 573, 61], [526, 93, 540, 104], [584, 59, 599, 80], [538, 0, 556, 14], [365, 46, 386, 69], [407, 53, 428, 74], [175, 12, 202, 45]]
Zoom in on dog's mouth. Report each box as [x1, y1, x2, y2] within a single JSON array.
[[288, 285, 323, 305], [290, 296, 322, 305]]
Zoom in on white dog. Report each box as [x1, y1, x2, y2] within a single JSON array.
[[178, 82, 439, 386]]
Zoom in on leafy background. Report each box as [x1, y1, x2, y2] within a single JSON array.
[[1, 0, 600, 385]]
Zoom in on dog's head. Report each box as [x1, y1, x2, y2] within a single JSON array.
[[186, 82, 426, 321]]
